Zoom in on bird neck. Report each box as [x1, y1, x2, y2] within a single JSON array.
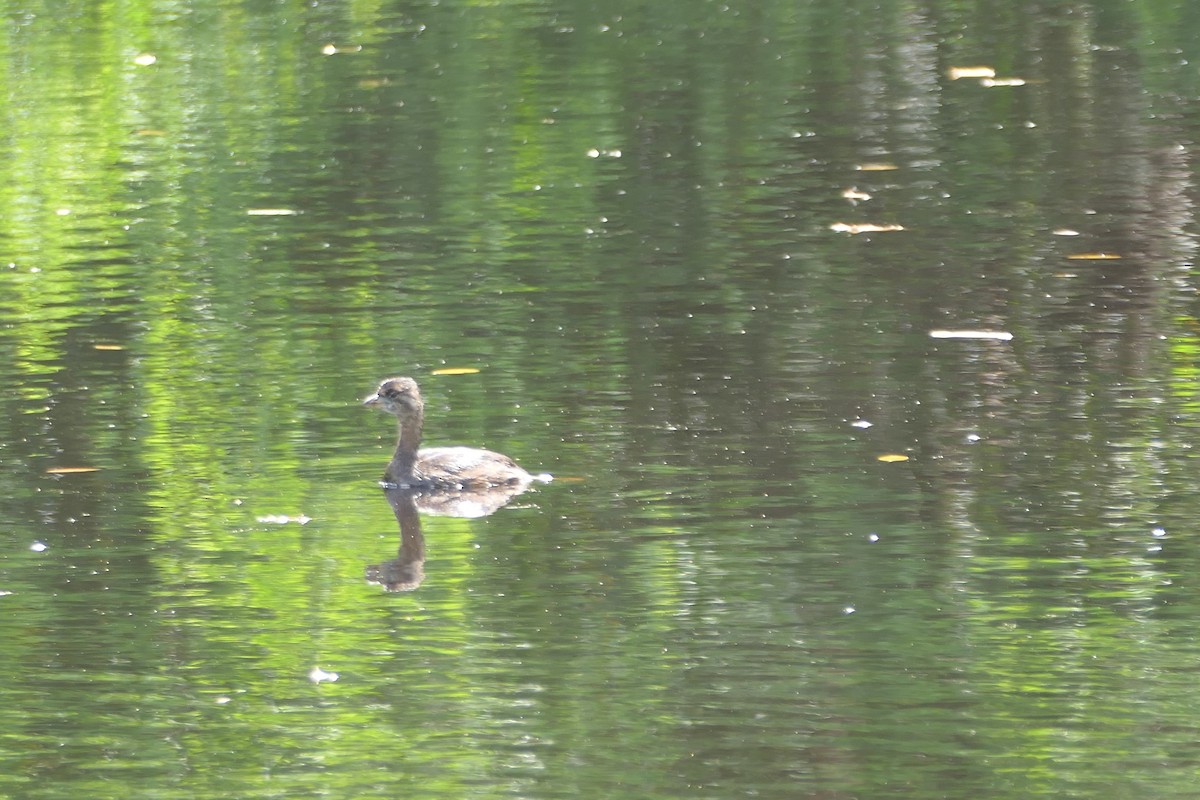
[[386, 412, 424, 480]]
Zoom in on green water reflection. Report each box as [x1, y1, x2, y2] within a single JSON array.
[[4, 1, 1200, 798]]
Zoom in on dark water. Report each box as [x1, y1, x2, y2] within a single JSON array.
[[4, 1, 1200, 798]]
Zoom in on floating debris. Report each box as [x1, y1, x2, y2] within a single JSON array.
[[309, 666, 339, 683], [431, 367, 481, 376], [246, 208, 299, 216], [1052, 229, 1081, 236], [1066, 252, 1121, 260], [45, 466, 101, 474], [257, 514, 313, 525], [829, 222, 904, 234], [947, 65, 995, 80], [929, 329, 1014, 341], [842, 187, 872, 202], [876, 454, 910, 463], [855, 163, 898, 172], [30, 541, 48, 552], [850, 419, 873, 429], [133, 53, 157, 66], [980, 77, 1027, 87], [93, 344, 125, 351]]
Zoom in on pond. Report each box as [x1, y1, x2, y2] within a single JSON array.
[[3, 1, 1200, 798]]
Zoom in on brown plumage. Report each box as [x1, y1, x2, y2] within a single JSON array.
[[363, 377, 533, 489]]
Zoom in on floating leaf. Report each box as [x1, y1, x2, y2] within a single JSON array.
[[876, 454, 910, 463], [257, 514, 312, 525], [46, 466, 100, 474], [93, 344, 124, 351], [947, 65, 995, 80], [980, 77, 1027, 87], [1052, 228, 1080, 236], [829, 222, 905, 234], [855, 163, 898, 172], [842, 187, 872, 202], [431, 367, 481, 376], [1066, 252, 1121, 260], [246, 208, 298, 216], [929, 329, 1014, 341]]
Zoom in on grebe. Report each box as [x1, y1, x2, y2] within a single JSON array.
[[363, 376, 534, 489]]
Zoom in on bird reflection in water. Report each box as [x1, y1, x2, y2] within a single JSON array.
[[365, 488, 426, 592], [363, 479, 538, 593], [362, 376, 549, 592]]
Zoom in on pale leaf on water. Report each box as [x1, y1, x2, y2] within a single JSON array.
[[929, 329, 1014, 341], [829, 222, 904, 234], [431, 367, 481, 376], [855, 163, 898, 172], [257, 514, 312, 525], [980, 77, 1027, 87], [876, 454, 910, 463], [1066, 252, 1121, 260], [93, 344, 124, 351], [842, 187, 872, 202], [947, 65, 995, 80], [46, 467, 101, 474], [1052, 228, 1081, 236], [246, 208, 299, 216]]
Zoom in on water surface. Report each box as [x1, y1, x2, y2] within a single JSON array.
[[3, 1, 1200, 798]]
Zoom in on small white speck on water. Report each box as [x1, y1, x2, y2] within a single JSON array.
[[308, 666, 339, 683]]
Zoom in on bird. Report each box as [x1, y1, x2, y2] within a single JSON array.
[[363, 376, 536, 490]]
